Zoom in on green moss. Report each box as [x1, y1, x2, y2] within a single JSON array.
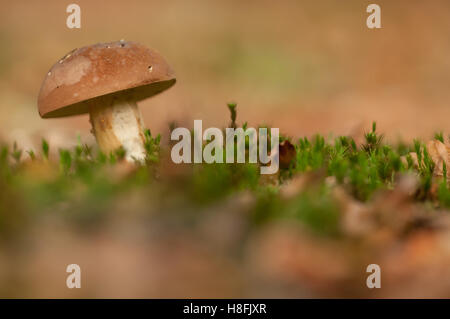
[[0, 106, 448, 238]]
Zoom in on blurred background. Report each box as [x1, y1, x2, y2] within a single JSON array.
[[1, 0, 450, 298], [1, 0, 449, 150]]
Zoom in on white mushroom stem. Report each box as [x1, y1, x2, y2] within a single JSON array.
[[88, 96, 147, 163]]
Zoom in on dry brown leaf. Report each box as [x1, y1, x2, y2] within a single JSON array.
[[401, 152, 419, 169], [279, 140, 296, 169], [427, 140, 450, 178], [401, 140, 449, 180]]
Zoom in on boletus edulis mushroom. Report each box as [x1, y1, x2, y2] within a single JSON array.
[[37, 40, 176, 162]]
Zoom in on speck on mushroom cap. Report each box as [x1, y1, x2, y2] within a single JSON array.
[[38, 41, 176, 118]]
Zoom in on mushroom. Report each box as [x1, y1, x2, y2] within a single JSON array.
[[37, 41, 176, 162]]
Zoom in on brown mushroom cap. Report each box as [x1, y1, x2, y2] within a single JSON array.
[[38, 41, 176, 118]]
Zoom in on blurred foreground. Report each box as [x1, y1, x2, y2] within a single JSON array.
[[1, 116, 450, 297], [1, 0, 450, 298]]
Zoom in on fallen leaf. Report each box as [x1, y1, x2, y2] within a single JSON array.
[[279, 140, 296, 169], [427, 140, 450, 178]]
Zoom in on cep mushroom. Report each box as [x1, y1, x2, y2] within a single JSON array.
[[37, 41, 176, 162]]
